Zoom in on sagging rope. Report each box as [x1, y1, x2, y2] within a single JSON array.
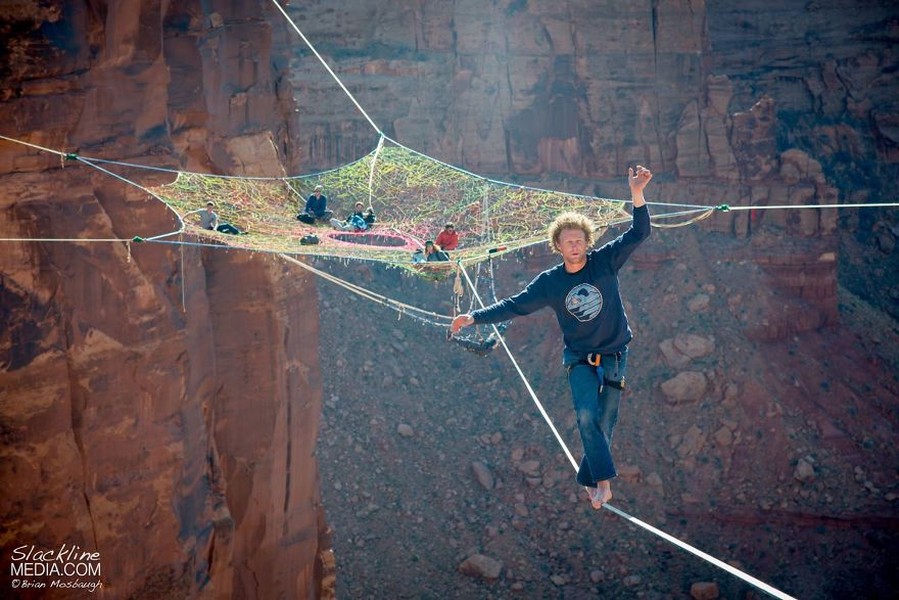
[[278, 253, 451, 327], [453, 262, 799, 600], [651, 208, 715, 228], [368, 135, 385, 212]]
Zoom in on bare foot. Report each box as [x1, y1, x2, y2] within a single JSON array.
[[585, 481, 612, 509]]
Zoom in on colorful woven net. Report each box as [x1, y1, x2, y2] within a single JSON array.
[[149, 137, 629, 273]]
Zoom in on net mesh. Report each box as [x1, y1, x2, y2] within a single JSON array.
[[149, 137, 630, 272]]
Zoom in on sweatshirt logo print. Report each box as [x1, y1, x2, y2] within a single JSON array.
[[565, 283, 603, 322]]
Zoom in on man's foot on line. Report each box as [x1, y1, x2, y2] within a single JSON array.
[[585, 483, 612, 509]]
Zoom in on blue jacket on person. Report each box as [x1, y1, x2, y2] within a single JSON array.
[[305, 193, 329, 217], [471, 205, 650, 356]]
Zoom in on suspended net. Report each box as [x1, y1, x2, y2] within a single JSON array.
[[149, 136, 630, 274]]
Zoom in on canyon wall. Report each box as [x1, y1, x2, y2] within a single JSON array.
[[1, 1, 330, 598]]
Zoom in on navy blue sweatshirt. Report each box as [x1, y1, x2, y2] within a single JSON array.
[[471, 205, 650, 356]]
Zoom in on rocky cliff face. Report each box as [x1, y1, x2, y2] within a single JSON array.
[[1, 1, 330, 598]]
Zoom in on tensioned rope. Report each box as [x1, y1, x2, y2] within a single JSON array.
[[269, 0, 382, 136], [454, 263, 799, 600]]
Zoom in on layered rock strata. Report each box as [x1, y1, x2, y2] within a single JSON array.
[[1, 1, 331, 598]]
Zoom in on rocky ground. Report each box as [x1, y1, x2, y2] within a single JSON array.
[[312, 220, 898, 599]]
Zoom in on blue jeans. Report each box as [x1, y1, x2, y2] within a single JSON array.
[[563, 348, 628, 486]]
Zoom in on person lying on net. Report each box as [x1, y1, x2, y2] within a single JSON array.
[[330, 201, 375, 231]]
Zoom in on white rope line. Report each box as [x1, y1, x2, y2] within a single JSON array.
[[728, 202, 899, 210], [0, 134, 67, 157], [278, 253, 452, 325], [0, 237, 132, 243], [368, 136, 385, 210], [456, 264, 579, 470], [600, 503, 797, 599], [268, 0, 383, 136], [454, 263, 798, 600], [75, 156, 187, 237], [651, 208, 715, 229]]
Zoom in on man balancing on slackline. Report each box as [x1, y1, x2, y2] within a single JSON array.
[[451, 165, 652, 509]]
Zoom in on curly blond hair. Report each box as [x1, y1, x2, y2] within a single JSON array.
[[547, 212, 595, 254]]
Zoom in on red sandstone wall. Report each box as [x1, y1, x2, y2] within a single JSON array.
[[0, 1, 330, 598]]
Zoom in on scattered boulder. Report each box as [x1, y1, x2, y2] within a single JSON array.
[[713, 425, 734, 447], [471, 461, 495, 490], [646, 472, 665, 496], [458, 553, 503, 580], [673, 333, 715, 359], [659, 338, 692, 368], [661, 371, 708, 404], [690, 581, 720, 599], [677, 425, 707, 458], [688, 293, 711, 313], [517, 459, 541, 478], [397, 423, 415, 437], [794, 457, 816, 482], [618, 464, 642, 483]]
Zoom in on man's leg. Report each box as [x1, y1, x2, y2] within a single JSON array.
[[597, 350, 628, 443], [568, 363, 617, 503], [588, 351, 628, 508]]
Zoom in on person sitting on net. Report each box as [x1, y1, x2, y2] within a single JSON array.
[[297, 184, 334, 224], [199, 201, 244, 235], [330, 201, 376, 231], [424, 240, 449, 262], [434, 222, 459, 251]]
